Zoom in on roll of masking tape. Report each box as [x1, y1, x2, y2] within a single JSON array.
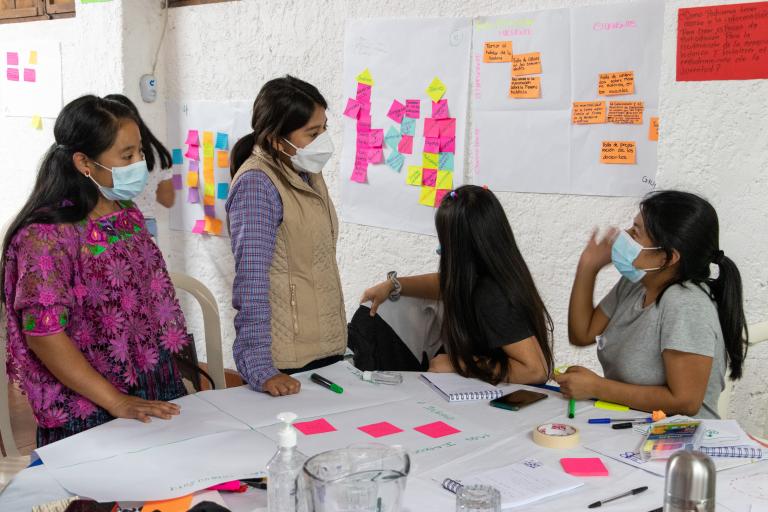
[[533, 423, 580, 449]]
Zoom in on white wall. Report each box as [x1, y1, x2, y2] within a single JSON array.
[[1, 0, 766, 433]]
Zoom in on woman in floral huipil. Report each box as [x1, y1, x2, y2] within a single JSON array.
[[1, 95, 188, 446]]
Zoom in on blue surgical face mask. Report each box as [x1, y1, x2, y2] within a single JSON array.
[[90, 160, 149, 201], [611, 230, 661, 283]]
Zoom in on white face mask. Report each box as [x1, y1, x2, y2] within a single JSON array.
[[282, 131, 334, 174]]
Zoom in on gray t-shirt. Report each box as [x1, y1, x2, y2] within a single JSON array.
[[597, 278, 726, 419]]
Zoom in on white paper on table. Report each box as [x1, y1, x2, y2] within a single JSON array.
[[35, 394, 250, 469], [47, 430, 276, 502], [340, 17, 471, 236], [197, 361, 411, 428], [0, 40, 62, 118]]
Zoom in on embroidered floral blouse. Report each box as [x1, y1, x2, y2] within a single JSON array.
[[3, 203, 189, 428]]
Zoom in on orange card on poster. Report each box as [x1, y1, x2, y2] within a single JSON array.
[[483, 41, 512, 63], [648, 117, 659, 141], [512, 52, 542, 76], [600, 141, 637, 164], [598, 71, 634, 96], [571, 101, 606, 124], [509, 76, 540, 99]]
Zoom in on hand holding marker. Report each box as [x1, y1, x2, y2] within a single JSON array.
[[310, 373, 343, 394], [554, 366, 576, 419]]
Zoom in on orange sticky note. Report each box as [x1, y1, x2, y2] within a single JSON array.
[[512, 52, 542, 76], [203, 156, 214, 174], [572, 102, 606, 124], [141, 494, 192, 512], [598, 71, 634, 96], [600, 141, 637, 164], [204, 216, 222, 235], [483, 41, 512, 63], [607, 101, 644, 125], [509, 76, 540, 99], [202, 131, 214, 147], [217, 150, 229, 168], [186, 171, 199, 187], [649, 117, 659, 141], [203, 193, 216, 206]]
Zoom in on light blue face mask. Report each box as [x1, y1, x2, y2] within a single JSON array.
[[611, 230, 661, 283], [90, 160, 149, 201]]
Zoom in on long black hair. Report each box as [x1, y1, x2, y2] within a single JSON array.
[[1, 95, 137, 303], [640, 190, 748, 379], [436, 185, 554, 384], [230, 75, 328, 177], [104, 94, 172, 172]]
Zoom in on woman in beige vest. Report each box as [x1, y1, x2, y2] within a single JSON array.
[[226, 76, 347, 396]]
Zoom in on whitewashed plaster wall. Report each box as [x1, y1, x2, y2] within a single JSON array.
[[0, 0, 765, 433]]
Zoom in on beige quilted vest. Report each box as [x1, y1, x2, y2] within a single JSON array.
[[230, 148, 347, 369]]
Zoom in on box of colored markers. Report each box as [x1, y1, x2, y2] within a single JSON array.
[[639, 420, 703, 461]]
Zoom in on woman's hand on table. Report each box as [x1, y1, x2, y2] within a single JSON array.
[[106, 394, 181, 423], [263, 373, 301, 396], [553, 365, 602, 400]]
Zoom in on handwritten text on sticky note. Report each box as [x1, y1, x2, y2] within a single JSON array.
[[483, 41, 512, 63], [598, 71, 634, 96], [600, 141, 636, 164]]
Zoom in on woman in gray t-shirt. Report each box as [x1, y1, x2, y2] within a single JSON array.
[[555, 190, 748, 419]]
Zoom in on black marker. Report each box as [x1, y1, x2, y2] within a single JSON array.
[[310, 373, 344, 394]]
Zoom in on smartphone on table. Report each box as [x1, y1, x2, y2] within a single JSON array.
[[490, 389, 548, 411]]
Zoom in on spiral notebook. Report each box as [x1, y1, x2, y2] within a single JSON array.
[[420, 373, 504, 402]]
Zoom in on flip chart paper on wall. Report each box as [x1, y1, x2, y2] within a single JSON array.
[[0, 40, 62, 118], [167, 101, 252, 237], [340, 17, 471, 236]]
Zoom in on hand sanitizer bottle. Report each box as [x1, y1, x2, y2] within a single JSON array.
[[267, 412, 307, 512]]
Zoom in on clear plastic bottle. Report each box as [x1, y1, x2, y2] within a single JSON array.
[[267, 412, 307, 512], [361, 370, 403, 385]]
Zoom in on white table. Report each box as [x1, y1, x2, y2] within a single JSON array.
[[1, 368, 766, 512]]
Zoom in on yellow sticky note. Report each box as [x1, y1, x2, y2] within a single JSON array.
[[29, 51, 38, 65], [422, 152, 439, 169], [217, 150, 229, 168], [595, 400, 630, 412], [426, 76, 446, 102], [436, 170, 453, 190], [204, 183, 215, 196], [203, 145, 214, 158], [356, 68, 374, 86], [202, 131, 214, 146], [509, 76, 541, 99], [203, 156, 214, 174], [512, 52, 542, 76], [600, 141, 637, 164], [186, 171, 199, 187], [406, 166, 423, 186], [142, 494, 193, 512], [648, 117, 659, 141], [31, 115, 43, 130], [419, 186, 437, 207]]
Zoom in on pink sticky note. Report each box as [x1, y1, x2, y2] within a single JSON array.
[[356, 82, 372, 103], [357, 119, 371, 134], [185, 145, 200, 161], [359, 102, 371, 119], [424, 118, 440, 138], [435, 189, 449, 207], [355, 148, 369, 168], [368, 147, 383, 164], [191, 219, 205, 234], [414, 421, 461, 439], [387, 100, 406, 123], [23, 68, 36, 82], [172, 174, 183, 190], [432, 100, 449, 119], [366, 129, 384, 148], [343, 98, 362, 119], [6, 52, 18, 66], [424, 137, 440, 154], [187, 187, 200, 204], [438, 118, 456, 138], [439, 136, 455, 153], [398, 135, 413, 154], [358, 421, 403, 438], [185, 130, 200, 146], [6, 68, 19, 81], [207, 480, 244, 492], [405, 99, 420, 118], [422, 169, 437, 187], [560, 458, 609, 477], [294, 418, 337, 435], [351, 166, 367, 183]]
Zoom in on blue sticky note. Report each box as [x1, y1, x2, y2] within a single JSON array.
[[215, 132, 228, 150], [217, 182, 229, 200], [439, 152, 454, 171], [385, 150, 404, 172], [400, 117, 416, 136], [384, 126, 401, 150], [172, 148, 183, 165]]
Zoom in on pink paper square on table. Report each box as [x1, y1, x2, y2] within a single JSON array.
[[398, 135, 413, 154], [414, 421, 461, 439], [439, 136, 455, 153], [422, 169, 437, 187], [405, 99, 420, 118], [6, 68, 19, 81], [356, 83, 372, 103], [23, 68, 36, 82], [294, 418, 337, 435], [424, 118, 440, 138], [343, 98, 362, 119], [424, 137, 440, 154], [357, 421, 403, 438], [559, 458, 609, 477], [438, 119, 456, 138], [6, 52, 18, 66], [435, 189, 449, 207], [387, 100, 406, 123], [432, 100, 449, 119]]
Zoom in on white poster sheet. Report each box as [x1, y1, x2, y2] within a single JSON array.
[[0, 40, 62, 118]]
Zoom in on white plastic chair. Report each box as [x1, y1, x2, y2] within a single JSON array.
[[169, 272, 227, 391], [717, 321, 768, 434]]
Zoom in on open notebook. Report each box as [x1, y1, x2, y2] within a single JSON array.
[[420, 372, 504, 402]]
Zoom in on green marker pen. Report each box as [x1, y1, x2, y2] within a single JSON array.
[[310, 373, 344, 394], [568, 398, 576, 419]]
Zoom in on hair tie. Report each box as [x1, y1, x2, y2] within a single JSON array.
[[449, 191, 457, 198], [712, 250, 725, 265], [55, 144, 71, 152]]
